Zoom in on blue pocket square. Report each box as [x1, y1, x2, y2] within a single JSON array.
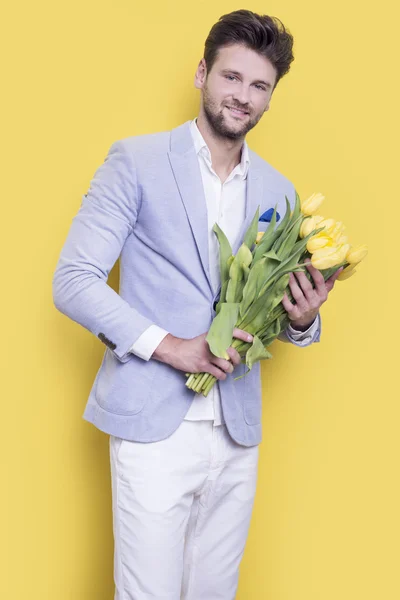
[[259, 208, 280, 222]]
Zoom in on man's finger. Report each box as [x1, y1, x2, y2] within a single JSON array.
[[232, 328, 253, 343], [325, 267, 343, 292], [226, 346, 242, 367], [289, 273, 308, 311], [212, 356, 234, 374], [206, 363, 228, 380], [282, 292, 294, 311], [293, 270, 314, 302], [305, 261, 325, 292], [282, 293, 301, 320]]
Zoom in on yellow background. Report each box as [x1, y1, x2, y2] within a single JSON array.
[[2, 1, 398, 598]]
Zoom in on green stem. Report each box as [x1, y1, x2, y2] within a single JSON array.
[[186, 372, 199, 389], [203, 375, 217, 396], [190, 372, 202, 389], [186, 373, 195, 387], [193, 372, 209, 392]]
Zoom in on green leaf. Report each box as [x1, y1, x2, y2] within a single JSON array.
[[206, 302, 240, 359], [275, 214, 303, 258], [272, 193, 300, 256], [243, 206, 260, 249], [240, 257, 265, 311], [216, 279, 229, 314], [274, 196, 292, 236], [246, 335, 273, 371], [213, 222, 232, 293], [262, 226, 323, 286], [262, 250, 281, 261], [253, 204, 281, 262], [240, 273, 290, 333], [239, 248, 283, 322], [233, 368, 251, 381], [226, 259, 242, 303], [292, 188, 301, 221], [260, 318, 281, 346]]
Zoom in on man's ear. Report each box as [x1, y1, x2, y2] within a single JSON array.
[[194, 58, 207, 90]]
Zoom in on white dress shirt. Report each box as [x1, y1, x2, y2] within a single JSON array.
[[128, 118, 319, 424]]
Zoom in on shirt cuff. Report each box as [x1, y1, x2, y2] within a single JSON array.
[[129, 325, 170, 361], [286, 313, 320, 343]]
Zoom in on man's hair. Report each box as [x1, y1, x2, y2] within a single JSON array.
[[203, 9, 294, 91]]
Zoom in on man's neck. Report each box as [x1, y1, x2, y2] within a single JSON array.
[[195, 114, 244, 177]]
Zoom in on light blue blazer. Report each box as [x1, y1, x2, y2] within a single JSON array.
[[52, 120, 321, 447]]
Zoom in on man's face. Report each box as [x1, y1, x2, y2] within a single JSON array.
[[195, 44, 277, 140]]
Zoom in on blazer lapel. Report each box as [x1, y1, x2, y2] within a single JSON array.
[[168, 121, 213, 294]]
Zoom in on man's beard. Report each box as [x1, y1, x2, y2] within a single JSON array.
[[202, 83, 263, 141]]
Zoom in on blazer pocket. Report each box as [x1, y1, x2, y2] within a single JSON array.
[[257, 208, 281, 235], [257, 221, 270, 234], [244, 396, 262, 426], [259, 207, 281, 224], [243, 366, 262, 426], [94, 351, 157, 416]]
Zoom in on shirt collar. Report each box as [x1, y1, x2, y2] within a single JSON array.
[[190, 117, 250, 180]]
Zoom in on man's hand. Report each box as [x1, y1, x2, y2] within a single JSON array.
[[281, 258, 343, 330], [152, 328, 253, 381]]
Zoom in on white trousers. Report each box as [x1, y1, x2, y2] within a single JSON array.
[[109, 420, 259, 599]]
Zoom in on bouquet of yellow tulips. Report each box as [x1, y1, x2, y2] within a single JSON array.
[[185, 190, 367, 396]]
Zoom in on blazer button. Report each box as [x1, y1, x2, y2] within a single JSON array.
[[98, 332, 117, 351], [213, 300, 218, 311]]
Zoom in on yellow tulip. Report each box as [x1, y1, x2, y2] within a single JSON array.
[[318, 218, 336, 235], [330, 222, 346, 241], [306, 234, 331, 253], [310, 246, 341, 269], [300, 215, 324, 238], [300, 218, 315, 239], [337, 264, 357, 281], [334, 234, 348, 245], [255, 231, 264, 244], [346, 244, 368, 265], [301, 192, 325, 216], [312, 241, 350, 269], [336, 243, 351, 263]]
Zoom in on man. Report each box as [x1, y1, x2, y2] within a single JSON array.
[[53, 9, 342, 599]]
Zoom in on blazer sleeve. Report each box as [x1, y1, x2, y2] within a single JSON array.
[[52, 140, 157, 363]]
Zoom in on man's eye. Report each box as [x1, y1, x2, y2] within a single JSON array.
[[225, 75, 265, 91]]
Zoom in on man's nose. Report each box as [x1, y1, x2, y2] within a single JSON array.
[[232, 84, 251, 107]]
